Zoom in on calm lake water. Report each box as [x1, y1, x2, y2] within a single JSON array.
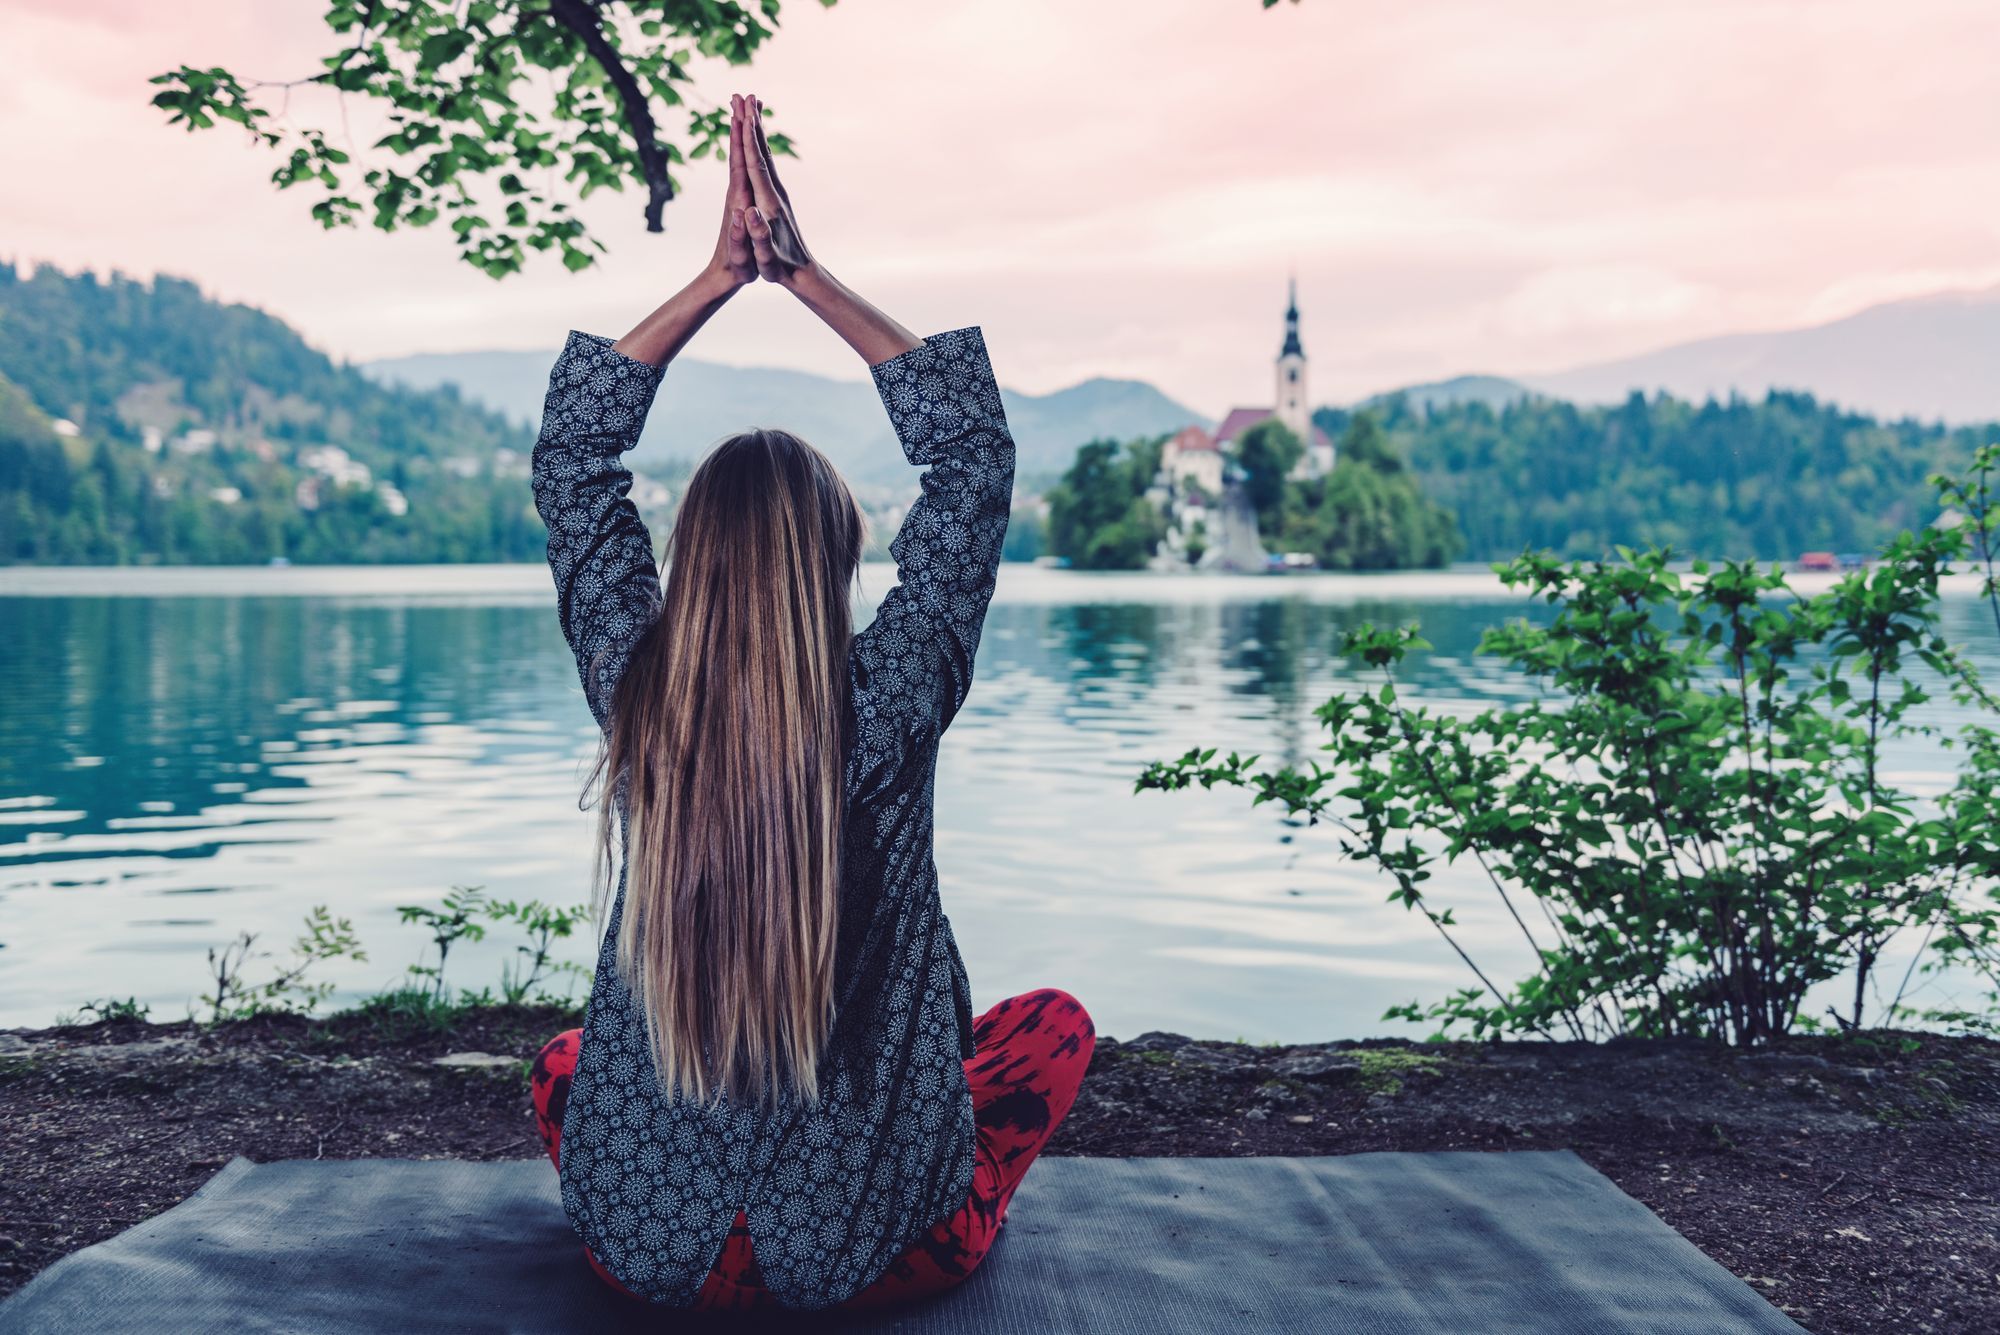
[[1, 564, 1993, 1040]]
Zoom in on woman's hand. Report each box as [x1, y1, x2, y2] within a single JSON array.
[[734, 93, 815, 287], [720, 91, 920, 366], [705, 96, 759, 291], [613, 107, 758, 365]]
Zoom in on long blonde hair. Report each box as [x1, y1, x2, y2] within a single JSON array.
[[589, 428, 865, 1108]]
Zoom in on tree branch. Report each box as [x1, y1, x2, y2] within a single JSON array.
[[545, 0, 673, 231]]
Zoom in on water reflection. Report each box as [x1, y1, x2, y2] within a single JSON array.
[[0, 567, 1991, 1040]]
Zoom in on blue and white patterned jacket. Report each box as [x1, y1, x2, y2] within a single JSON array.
[[529, 325, 1014, 1308]]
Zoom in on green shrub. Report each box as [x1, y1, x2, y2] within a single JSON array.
[[1140, 449, 2000, 1043]]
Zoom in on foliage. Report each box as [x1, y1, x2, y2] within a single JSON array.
[[485, 897, 594, 1004], [1350, 1047, 1446, 1095], [341, 984, 502, 1039], [69, 997, 152, 1025], [1276, 415, 1458, 569], [398, 884, 492, 1003], [181, 886, 594, 1027], [1183, 518, 1209, 567], [151, 0, 830, 277], [1333, 388, 1994, 562], [1046, 435, 1169, 570], [1234, 419, 1301, 533], [0, 263, 554, 565], [1139, 462, 2000, 1043], [202, 906, 369, 1022], [1933, 442, 2000, 638], [1000, 504, 1048, 563]]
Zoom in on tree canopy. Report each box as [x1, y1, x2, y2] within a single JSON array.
[[1231, 415, 1457, 570], [1329, 388, 1990, 561], [1233, 419, 1300, 533], [1046, 436, 1168, 571], [152, 0, 829, 278]]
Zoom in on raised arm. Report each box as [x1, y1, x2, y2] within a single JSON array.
[[531, 333, 670, 728], [531, 106, 760, 727], [730, 94, 1016, 736], [855, 327, 1016, 735]]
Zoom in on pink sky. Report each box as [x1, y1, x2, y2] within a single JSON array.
[[4, 0, 1998, 414]]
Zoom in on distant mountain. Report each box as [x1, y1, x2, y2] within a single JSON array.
[[363, 351, 1207, 485], [1520, 288, 2000, 424], [1362, 374, 1535, 414]]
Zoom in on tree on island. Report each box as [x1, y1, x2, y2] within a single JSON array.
[[1228, 414, 1457, 570], [1046, 436, 1168, 571], [152, 0, 829, 277], [1280, 415, 1458, 569], [1233, 419, 1302, 535]]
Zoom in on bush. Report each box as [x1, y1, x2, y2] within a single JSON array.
[[1139, 449, 2000, 1043]]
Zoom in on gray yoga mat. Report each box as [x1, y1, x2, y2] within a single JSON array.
[[0, 1151, 1800, 1334]]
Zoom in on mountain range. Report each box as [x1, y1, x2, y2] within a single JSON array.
[[363, 350, 1206, 488], [368, 288, 2000, 484], [1514, 288, 2000, 424], [6, 261, 1992, 568]]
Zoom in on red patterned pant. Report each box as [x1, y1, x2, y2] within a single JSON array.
[[531, 988, 1095, 1312]]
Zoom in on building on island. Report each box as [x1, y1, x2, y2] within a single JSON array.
[[1157, 424, 1224, 499], [1213, 281, 1335, 478], [1152, 282, 1333, 568]]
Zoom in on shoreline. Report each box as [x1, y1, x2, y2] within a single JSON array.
[[3, 560, 1994, 604], [0, 1006, 1992, 1333]]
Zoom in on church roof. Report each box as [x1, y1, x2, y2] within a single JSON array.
[[1213, 407, 1332, 452], [1213, 406, 1275, 448], [1168, 424, 1219, 453]]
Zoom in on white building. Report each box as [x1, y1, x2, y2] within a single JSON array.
[[629, 475, 674, 510], [1157, 424, 1224, 498], [298, 444, 372, 489]]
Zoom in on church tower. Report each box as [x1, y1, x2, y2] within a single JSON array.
[[1275, 278, 1309, 443]]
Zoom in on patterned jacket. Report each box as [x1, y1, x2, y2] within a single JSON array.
[[529, 324, 1015, 1308]]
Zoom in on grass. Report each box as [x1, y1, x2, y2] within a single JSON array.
[[1351, 1048, 1447, 1095], [342, 985, 509, 1041]]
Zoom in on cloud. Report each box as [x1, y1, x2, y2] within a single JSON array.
[[1497, 265, 1716, 340], [3, 0, 1998, 407]]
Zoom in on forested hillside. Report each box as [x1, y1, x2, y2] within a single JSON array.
[[6, 264, 1991, 569], [1322, 389, 1991, 561], [0, 264, 549, 564]]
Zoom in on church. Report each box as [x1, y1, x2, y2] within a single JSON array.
[[1156, 280, 1336, 504]]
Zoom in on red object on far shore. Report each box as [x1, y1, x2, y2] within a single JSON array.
[[1796, 551, 1839, 571]]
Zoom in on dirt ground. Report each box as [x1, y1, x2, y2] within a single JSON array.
[[0, 1006, 1993, 1333]]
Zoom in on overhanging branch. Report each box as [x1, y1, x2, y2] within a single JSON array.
[[545, 0, 674, 231]]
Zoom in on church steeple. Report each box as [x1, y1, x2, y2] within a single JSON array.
[[1280, 277, 1304, 359], [1275, 277, 1309, 443]]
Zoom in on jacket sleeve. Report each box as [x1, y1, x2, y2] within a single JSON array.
[[530, 330, 668, 729], [850, 326, 1017, 760]]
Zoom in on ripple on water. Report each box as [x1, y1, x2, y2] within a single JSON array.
[[0, 567, 1995, 1037]]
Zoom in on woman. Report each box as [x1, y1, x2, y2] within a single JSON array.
[[525, 93, 1094, 1313]]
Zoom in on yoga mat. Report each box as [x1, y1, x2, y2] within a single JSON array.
[[0, 1151, 1802, 1333]]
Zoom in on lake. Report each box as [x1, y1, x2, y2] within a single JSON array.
[[1, 564, 1993, 1041]]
